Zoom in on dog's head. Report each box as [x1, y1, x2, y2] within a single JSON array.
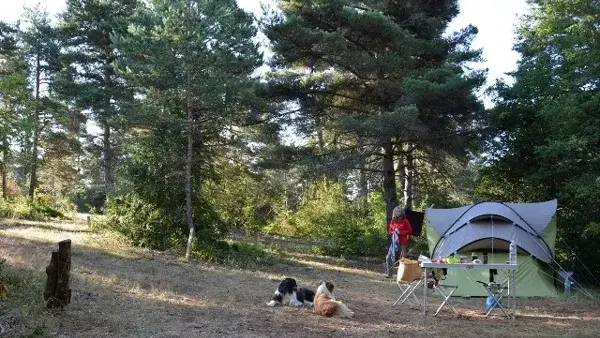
[[279, 277, 298, 294], [316, 280, 335, 296], [267, 277, 298, 307]]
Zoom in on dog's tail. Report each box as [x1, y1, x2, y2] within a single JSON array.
[[333, 300, 354, 318]]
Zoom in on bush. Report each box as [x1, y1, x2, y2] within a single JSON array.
[[95, 195, 184, 250], [192, 240, 281, 268], [97, 193, 226, 251], [203, 165, 278, 234], [0, 194, 73, 220], [268, 182, 387, 257], [70, 184, 106, 213]]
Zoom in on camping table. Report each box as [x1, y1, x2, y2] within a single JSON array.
[[420, 262, 518, 319]]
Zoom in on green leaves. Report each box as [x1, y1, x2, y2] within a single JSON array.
[[481, 0, 600, 275], [103, 0, 262, 247], [263, 0, 485, 217]]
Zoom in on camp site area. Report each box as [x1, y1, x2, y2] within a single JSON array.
[[1, 216, 599, 338], [2, 0, 600, 337]]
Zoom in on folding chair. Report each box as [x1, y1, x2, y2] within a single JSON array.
[[429, 269, 459, 316], [477, 279, 510, 317], [393, 259, 423, 307]]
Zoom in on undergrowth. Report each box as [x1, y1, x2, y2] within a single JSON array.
[[265, 183, 388, 258], [0, 194, 73, 221], [191, 240, 283, 269], [0, 262, 52, 338]]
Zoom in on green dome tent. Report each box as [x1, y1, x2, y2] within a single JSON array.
[[425, 200, 559, 297]]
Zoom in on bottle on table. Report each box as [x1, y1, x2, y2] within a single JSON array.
[[509, 240, 517, 264]]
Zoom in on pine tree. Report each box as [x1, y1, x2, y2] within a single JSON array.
[[0, 21, 29, 199], [263, 0, 485, 224], [479, 0, 600, 276], [57, 0, 139, 196], [20, 6, 62, 198], [114, 0, 262, 259]]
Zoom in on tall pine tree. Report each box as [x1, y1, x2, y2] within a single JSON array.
[[20, 6, 62, 198], [0, 21, 29, 199], [57, 0, 138, 196], [114, 0, 262, 259], [263, 0, 485, 224]]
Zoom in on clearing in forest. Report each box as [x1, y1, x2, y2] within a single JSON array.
[[1, 217, 599, 337]]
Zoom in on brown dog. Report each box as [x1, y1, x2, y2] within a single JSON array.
[[313, 281, 354, 318]]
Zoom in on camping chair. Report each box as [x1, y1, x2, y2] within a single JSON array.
[[429, 268, 459, 316], [477, 276, 511, 317], [393, 259, 422, 307]]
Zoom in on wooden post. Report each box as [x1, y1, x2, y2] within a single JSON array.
[[43, 239, 72, 309], [86, 215, 91, 228]]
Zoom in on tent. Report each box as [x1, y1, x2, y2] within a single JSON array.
[[424, 199, 559, 297]]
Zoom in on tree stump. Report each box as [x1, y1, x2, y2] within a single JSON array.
[[43, 239, 72, 309]]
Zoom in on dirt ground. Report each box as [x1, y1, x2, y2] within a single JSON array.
[[1, 216, 599, 338]]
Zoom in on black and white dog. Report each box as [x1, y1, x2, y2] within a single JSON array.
[[266, 277, 315, 307]]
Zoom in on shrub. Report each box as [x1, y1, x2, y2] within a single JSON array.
[[203, 165, 278, 234], [269, 182, 387, 257], [97, 193, 226, 251], [0, 194, 72, 220], [70, 184, 106, 213], [192, 240, 281, 268]]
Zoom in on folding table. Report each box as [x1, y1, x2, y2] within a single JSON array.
[[420, 262, 518, 319]]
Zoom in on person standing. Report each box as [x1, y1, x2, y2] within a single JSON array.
[[385, 206, 413, 277]]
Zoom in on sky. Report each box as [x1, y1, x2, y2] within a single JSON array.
[[1, 0, 530, 106]]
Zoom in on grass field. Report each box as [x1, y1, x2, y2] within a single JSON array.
[[1, 216, 599, 337]]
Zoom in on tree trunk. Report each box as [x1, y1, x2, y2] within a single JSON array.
[[28, 127, 39, 199], [184, 69, 196, 261], [315, 115, 332, 187], [404, 147, 414, 210], [28, 54, 41, 199], [184, 119, 195, 260], [1, 143, 7, 199], [382, 140, 399, 227], [357, 137, 368, 199], [102, 50, 115, 195], [43, 239, 72, 309], [397, 143, 407, 206], [102, 121, 114, 195], [1, 165, 6, 200]]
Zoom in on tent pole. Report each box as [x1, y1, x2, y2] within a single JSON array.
[[491, 215, 494, 263]]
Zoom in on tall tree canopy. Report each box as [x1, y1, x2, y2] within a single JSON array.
[[113, 0, 262, 258], [0, 21, 28, 199], [57, 0, 139, 195], [263, 0, 485, 224]]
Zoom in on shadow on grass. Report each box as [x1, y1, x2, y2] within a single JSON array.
[[2, 231, 600, 338], [0, 235, 407, 338]]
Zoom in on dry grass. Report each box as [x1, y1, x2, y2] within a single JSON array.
[[1, 217, 600, 338]]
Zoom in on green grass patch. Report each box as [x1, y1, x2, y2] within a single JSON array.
[[0, 195, 73, 221], [192, 239, 283, 269], [0, 260, 54, 337]]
